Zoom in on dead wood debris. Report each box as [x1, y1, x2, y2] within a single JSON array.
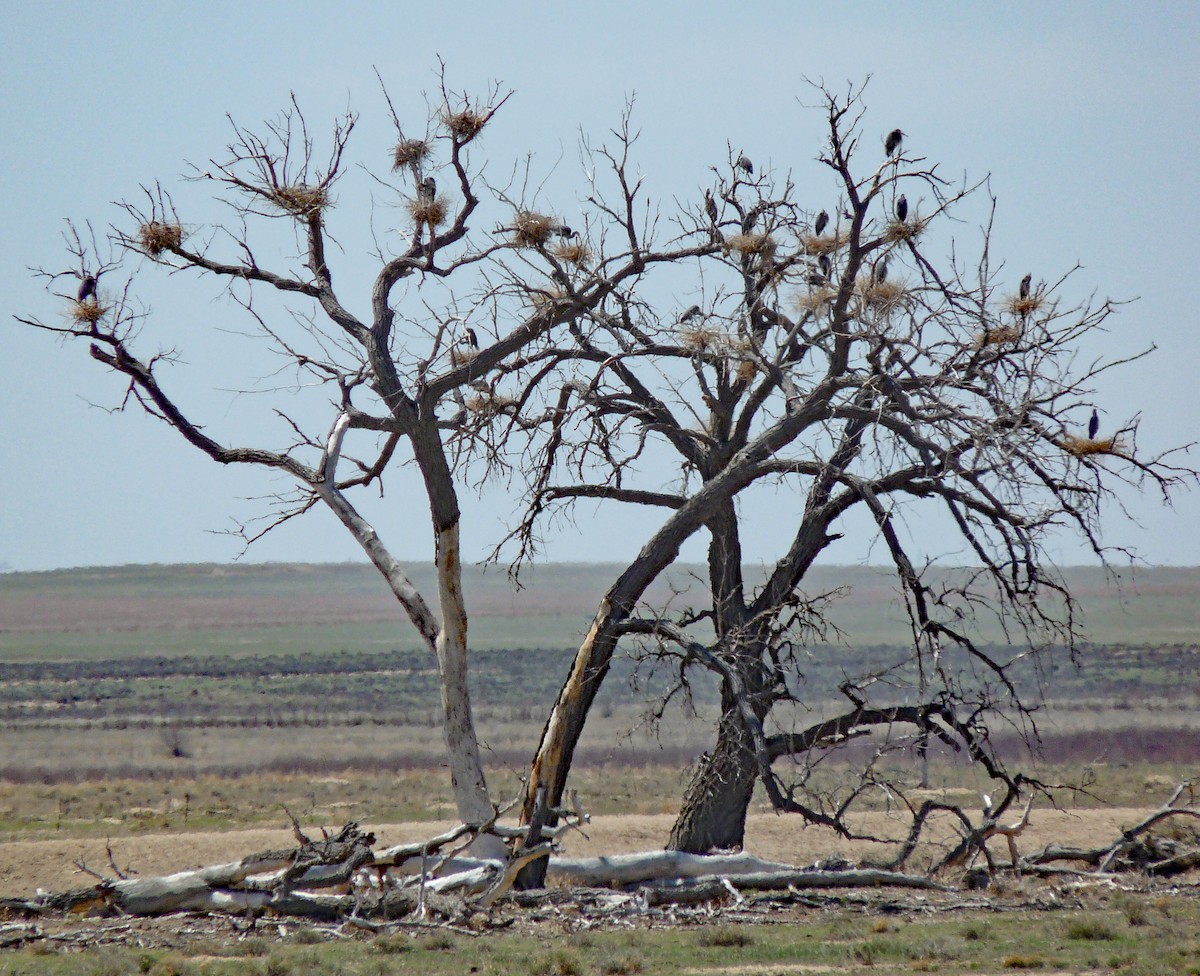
[[5, 783, 1199, 933]]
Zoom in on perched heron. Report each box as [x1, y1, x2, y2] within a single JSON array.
[[895, 195, 908, 222], [874, 257, 889, 283], [679, 304, 702, 323], [736, 153, 754, 175], [704, 190, 719, 225], [818, 254, 832, 279], [806, 272, 826, 286], [885, 128, 905, 157], [1088, 408, 1100, 440], [77, 274, 97, 302], [556, 224, 579, 239], [1019, 273, 1032, 299], [450, 328, 479, 368], [814, 209, 829, 236], [418, 176, 437, 202]]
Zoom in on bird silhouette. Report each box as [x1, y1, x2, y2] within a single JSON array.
[[679, 305, 702, 323], [418, 176, 437, 203], [814, 210, 829, 236], [874, 258, 889, 283], [885, 129, 905, 157], [736, 154, 754, 175], [1019, 273, 1032, 299], [895, 195, 908, 222], [1088, 408, 1099, 440], [556, 224, 579, 239], [818, 254, 832, 279], [77, 274, 97, 303], [704, 190, 719, 225]]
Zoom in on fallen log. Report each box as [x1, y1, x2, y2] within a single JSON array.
[[546, 851, 796, 887]]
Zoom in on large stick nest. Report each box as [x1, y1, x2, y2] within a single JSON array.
[[392, 139, 431, 172], [137, 221, 185, 257], [512, 212, 556, 248], [270, 184, 329, 218], [406, 196, 450, 230]]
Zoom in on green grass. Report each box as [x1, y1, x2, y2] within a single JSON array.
[[4, 902, 1198, 974]]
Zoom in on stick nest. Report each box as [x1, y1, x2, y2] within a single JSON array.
[[973, 325, 1023, 348], [441, 108, 487, 141], [530, 287, 566, 308], [726, 233, 777, 259], [735, 359, 758, 384], [137, 221, 184, 257], [794, 287, 837, 313], [406, 196, 449, 229], [466, 393, 516, 415], [1006, 294, 1044, 318], [859, 280, 907, 309], [552, 240, 593, 267], [392, 139, 431, 172], [802, 232, 847, 256], [1062, 435, 1123, 458], [270, 184, 329, 217], [885, 218, 927, 243], [679, 327, 725, 353], [513, 212, 556, 247], [70, 300, 107, 325]]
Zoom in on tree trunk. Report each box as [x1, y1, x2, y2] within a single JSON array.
[[667, 700, 761, 853]]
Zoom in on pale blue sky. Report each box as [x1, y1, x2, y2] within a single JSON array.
[[3, 2, 1198, 572]]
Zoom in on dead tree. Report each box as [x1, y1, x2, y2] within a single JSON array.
[[19, 76, 725, 860], [506, 83, 1196, 874]]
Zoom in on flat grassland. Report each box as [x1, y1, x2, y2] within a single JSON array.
[[2, 562, 1199, 972]]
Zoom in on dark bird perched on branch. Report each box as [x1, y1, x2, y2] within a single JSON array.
[[418, 176, 437, 203], [1088, 408, 1100, 440], [814, 209, 829, 236], [895, 195, 908, 222], [885, 128, 905, 157], [556, 224, 579, 239], [704, 190, 719, 225], [736, 154, 754, 175], [873, 258, 889, 283], [77, 274, 97, 303], [679, 305, 702, 323], [1019, 273, 1032, 299], [450, 327, 479, 368], [818, 254, 832, 279]]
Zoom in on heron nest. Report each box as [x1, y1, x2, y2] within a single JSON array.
[[270, 184, 329, 217], [1006, 294, 1044, 319], [137, 221, 184, 257], [70, 300, 107, 325], [392, 139, 431, 172], [859, 279, 907, 309], [512, 212, 556, 248], [794, 286, 837, 313], [802, 232, 847, 256], [466, 392, 516, 415], [885, 217, 927, 243], [1062, 435, 1122, 458], [678, 326, 725, 353], [726, 233, 777, 259], [973, 325, 1023, 348], [735, 359, 758, 384], [441, 108, 488, 141], [552, 240, 593, 267], [406, 195, 449, 229], [529, 286, 566, 308]]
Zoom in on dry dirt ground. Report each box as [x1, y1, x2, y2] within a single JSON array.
[[0, 807, 1154, 899]]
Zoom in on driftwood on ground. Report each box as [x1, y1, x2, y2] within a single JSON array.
[[3, 783, 1198, 926]]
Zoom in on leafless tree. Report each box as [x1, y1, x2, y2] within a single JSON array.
[[501, 83, 1196, 877], [19, 73, 728, 861]]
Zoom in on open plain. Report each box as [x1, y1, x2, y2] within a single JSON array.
[[2, 562, 1199, 973]]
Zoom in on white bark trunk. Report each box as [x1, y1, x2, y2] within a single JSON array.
[[434, 522, 507, 861]]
